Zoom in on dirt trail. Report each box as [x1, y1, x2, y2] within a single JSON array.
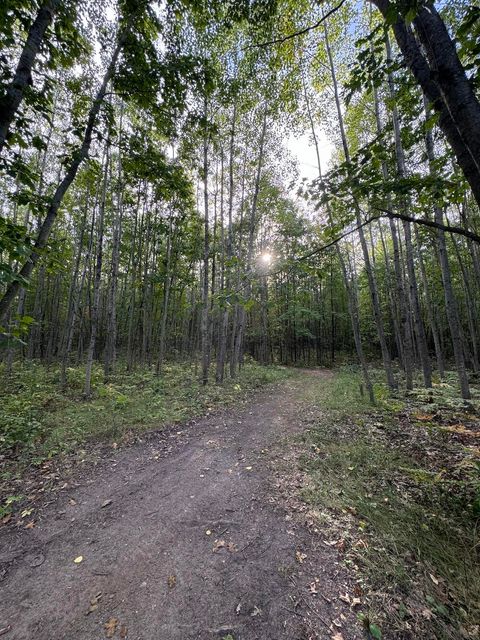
[[0, 370, 359, 640]]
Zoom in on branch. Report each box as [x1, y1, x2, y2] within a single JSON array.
[[373, 207, 480, 244], [296, 214, 381, 261], [245, 0, 347, 50]]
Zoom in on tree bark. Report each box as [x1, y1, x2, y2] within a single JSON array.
[[370, 0, 480, 208], [0, 0, 60, 154]]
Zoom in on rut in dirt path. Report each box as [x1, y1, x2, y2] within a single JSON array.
[[0, 370, 360, 640]]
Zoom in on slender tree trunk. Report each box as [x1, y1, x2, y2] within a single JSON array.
[[386, 34, 432, 388], [200, 96, 210, 385], [216, 138, 230, 383], [449, 229, 480, 373], [60, 190, 91, 386], [423, 100, 471, 398], [104, 105, 124, 379], [414, 225, 445, 378], [232, 110, 267, 376], [84, 144, 109, 397], [156, 214, 174, 375], [324, 19, 395, 390], [372, 78, 414, 387], [303, 69, 374, 400], [0, 20, 130, 323]]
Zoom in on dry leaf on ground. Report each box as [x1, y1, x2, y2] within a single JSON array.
[[295, 551, 307, 563], [104, 617, 118, 638]]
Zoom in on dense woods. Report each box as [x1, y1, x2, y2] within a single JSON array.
[[1, 0, 479, 399], [1, 3, 480, 639]]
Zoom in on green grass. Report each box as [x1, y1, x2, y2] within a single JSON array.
[[298, 368, 480, 639], [0, 359, 291, 464]]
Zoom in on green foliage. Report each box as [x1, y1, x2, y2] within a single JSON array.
[[0, 360, 291, 463], [0, 216, 32, 286]]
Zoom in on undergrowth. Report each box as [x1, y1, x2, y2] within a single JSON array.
[[0, 359, 290, 467], [298, 368, 480, 640]]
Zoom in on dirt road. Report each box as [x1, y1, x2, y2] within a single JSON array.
[[0, 371, 359, 640]]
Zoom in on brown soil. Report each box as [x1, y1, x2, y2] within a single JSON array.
[[0, 370, 361, 640]]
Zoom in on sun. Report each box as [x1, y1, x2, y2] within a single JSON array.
[[260, 252, 273, 265]]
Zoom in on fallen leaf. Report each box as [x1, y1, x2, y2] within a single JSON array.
[[213, 539, 226, 552], [414, 413, 434, 421], [309, 582, 318, 594], [101, 499, 112, 508], [250, 605, 262, 617], [24, 521, 35, 529], [226, 541, 238, 553], [74, 555, 83, 564], [167, 574, 176, 589], [1, 514, 12, 525], [429, 573, 439, 586], [323, 539, 338, 547], [104, 617, 118, 638], [331, 633, 344, 640], [86, 592, 103, 615], [295, 551, 307, 563], [235, 603, 241, 615]]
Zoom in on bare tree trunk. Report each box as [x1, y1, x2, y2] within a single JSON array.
[[423, 100, 471, 399], [104, 105, 124, 379], [324, 18, 396, 390], [216, 138, 230, 383], [303, 70, 374, 401], [84, 144, 109, 397], [414, 225, 445, 378], [156, 214, 173, 375], [200, 96, 210, 385], [386, 34, 432, 388], [60, 190, 92, 386], [449, 228, 480, 373], [232, 110, 267, 376], [373, 80, 413, 388]]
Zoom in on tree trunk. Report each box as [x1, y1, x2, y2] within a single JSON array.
[[0, 20, 130, 324], [303, 70, 374, 401], [324, 18, 396, 391], [371, 0, 480, 208], [84, 144, 109, 397], [423, 100, 471, 398], [200, 96, 210, 385], [0, 0, 60, 154]]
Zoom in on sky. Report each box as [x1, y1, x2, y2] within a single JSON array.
[[287, 130, 334, 182]]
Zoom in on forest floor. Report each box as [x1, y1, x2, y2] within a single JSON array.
[[0, 367, 479, 640]]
